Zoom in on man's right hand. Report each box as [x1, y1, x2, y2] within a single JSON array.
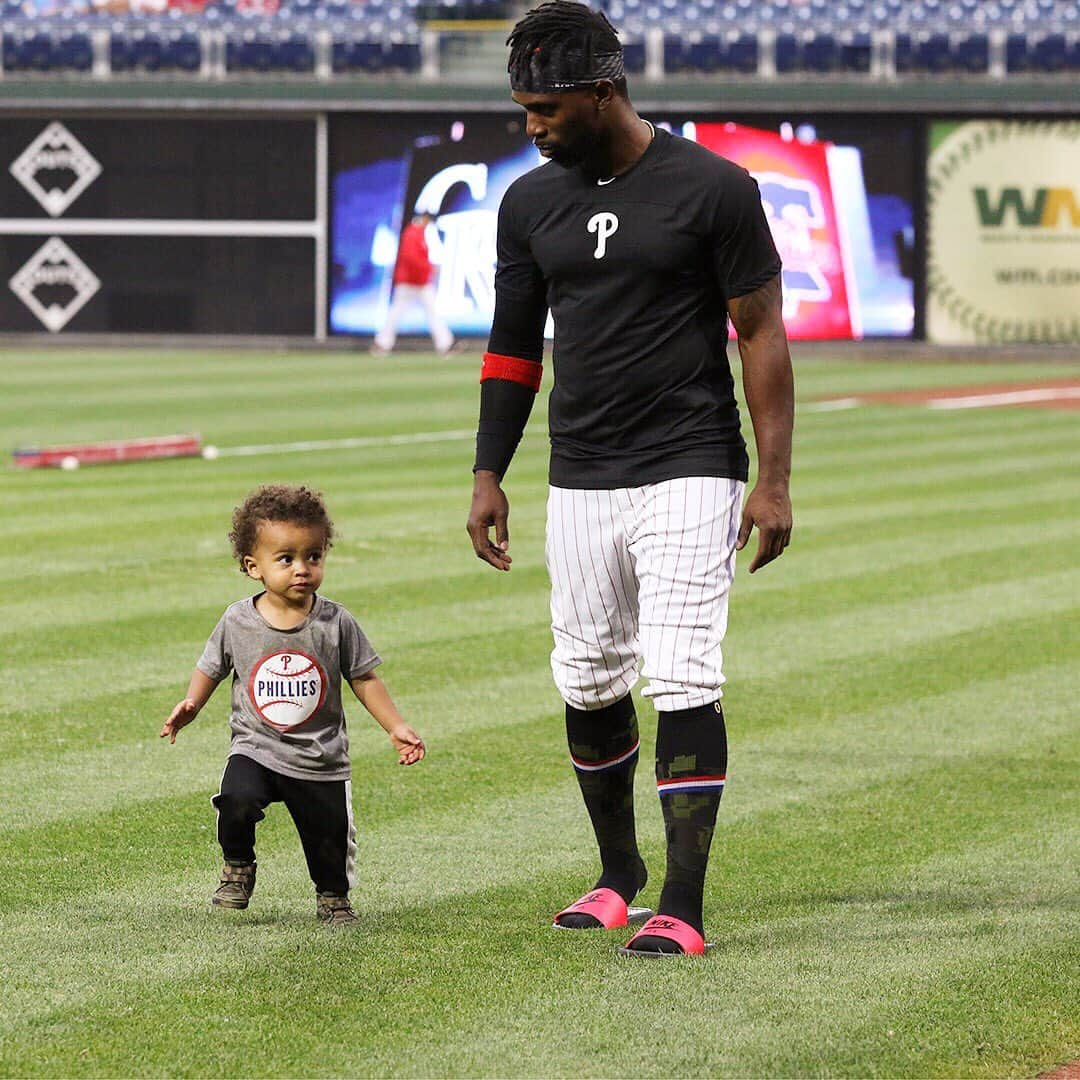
[[467, 471, 513, 571]]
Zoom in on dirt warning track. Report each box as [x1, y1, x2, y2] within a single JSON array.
[[815, 379, 1080, 412]]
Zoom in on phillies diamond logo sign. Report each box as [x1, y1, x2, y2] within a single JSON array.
[[10, 122, 102, 217], [9, 239, 100, 332]]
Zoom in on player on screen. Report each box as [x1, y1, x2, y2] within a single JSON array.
[[466, 1, 794, 957], [372, 211, 457, 356], [161, 484, 424, 925]]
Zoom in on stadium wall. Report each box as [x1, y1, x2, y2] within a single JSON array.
[[0, 86, 1076, 344]]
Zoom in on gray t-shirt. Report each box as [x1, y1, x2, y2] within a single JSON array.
[[196, 594, 381, 781]]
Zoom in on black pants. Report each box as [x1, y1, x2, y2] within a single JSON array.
[[212, 754, 355, 895]]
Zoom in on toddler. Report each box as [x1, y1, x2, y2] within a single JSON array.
[[161, 484, 424, 925]]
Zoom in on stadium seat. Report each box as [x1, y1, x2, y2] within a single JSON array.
[[915, 31, 951, 72], [165, 28, 202, 72], [1069, 35, 1080, 71], [803, 31, 840, 73], [894, 30, 914, 71], [4, 21, 93, 72], [332, 37, 380, 72], [952, 30, 988, 72], [1005, 31, 1030, 71], [1031, 30, 1067, 71], [621, 37, 645, 72], [839, 30, 872, 72], [723, 31, 758, 72], [3, 26, 54, 71], [775, 31, 798, 72], [131, 27, 166, 72], [688, 33, 724, 72], [663, 34, 690, 72], [1, 0, 1078, 82], [56, 26, 92, 70], [278, 32, 315, 72], [332, 32, 419, 73], [386, 37, 420, 71]]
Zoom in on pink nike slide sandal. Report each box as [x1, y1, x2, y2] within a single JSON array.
[[617, 914, 714, 957], [552, 887, 653, 930]]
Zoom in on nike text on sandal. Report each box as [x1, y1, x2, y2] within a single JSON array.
[[552, 887, 653, 930], [617, 915, 715, 957]]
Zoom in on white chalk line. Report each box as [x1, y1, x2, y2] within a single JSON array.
[[802, 398, 861, 412], [214, 424, 547, 459], [212, 387, 1080, 459]]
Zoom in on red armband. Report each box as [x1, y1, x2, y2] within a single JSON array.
[[480, 352, 543, 393]]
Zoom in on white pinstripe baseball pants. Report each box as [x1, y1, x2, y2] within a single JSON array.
[[545, 476, 744, 713]]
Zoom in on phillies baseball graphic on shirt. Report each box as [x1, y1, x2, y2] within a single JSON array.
[[249, 650, 327, 731]]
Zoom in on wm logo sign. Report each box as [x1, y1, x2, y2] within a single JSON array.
[[974, 187, 1080, 228]]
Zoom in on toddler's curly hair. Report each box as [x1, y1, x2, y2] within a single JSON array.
[[229, 484, 335, 571]]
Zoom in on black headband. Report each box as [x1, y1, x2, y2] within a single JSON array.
[[509, 46, 625, 93]]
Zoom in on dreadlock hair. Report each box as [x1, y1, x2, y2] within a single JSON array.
[[507, 1, 628, 97]]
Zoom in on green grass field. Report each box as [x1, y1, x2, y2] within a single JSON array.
[[2, 347, 1078, 1078]]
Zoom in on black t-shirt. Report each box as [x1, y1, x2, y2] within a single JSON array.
[[491, 126, 781, 489]]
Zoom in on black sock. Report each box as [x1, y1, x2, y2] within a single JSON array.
[[631, 701, 727, 953], [558, 696, 647, 927]]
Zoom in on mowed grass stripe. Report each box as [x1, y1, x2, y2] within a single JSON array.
[[0, 663, 562, 834], [8, 553, 1076, 721], [5, 653, 1076, 918], [4, 578, 1072, 790], [3, 686, 1074, 937], [730, 607, 1080, 739], [9, 471, 1078, 633], [3, 532, 1074, 768], [10, 501, 1075, 663], [793, 447, 1079, 501], [794, 417, 1080, 471], [730, 567, 1079, 681], [794, 475, 1078, 532], [2, 731, 1074, 1077], [4, 350, 1078, 1078]]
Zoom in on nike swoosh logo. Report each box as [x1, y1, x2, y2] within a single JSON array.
[[597, 177, 615, 186]]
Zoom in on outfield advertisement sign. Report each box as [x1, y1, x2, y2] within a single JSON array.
[[927, 120, 1080, 345], [329, 113, 915, 341]]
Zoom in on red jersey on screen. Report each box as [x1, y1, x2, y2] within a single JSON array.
[[393, 221, 434, 286], [693, 122, 855, 340]]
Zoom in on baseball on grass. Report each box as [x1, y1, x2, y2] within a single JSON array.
[[60, 455, 80, 471], [201, 444, 219, 460]]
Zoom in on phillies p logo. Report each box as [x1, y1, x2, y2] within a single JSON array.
[[587, 211, 619, 259]]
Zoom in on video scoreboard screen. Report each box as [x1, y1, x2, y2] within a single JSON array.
[[329, 112, 916, 341]]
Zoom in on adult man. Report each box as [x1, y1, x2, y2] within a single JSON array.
[[466, 0, 794, 957], [372, 211, 456, 356]]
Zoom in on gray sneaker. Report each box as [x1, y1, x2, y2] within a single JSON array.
[[211, 862, 256, 909], [316, 892, 358, 926]]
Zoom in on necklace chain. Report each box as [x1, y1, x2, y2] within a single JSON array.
[[597, 118, 655, 186]]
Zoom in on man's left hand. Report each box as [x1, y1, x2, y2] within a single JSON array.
[[736, 483, 792, 574]]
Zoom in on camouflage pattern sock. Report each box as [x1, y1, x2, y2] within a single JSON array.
[[650, 700, 728, 942], [563, 695, 647, 922]]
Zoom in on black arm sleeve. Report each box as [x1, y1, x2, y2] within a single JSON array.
[[474, 378, 538, 478], [474, 188, 548, 478]]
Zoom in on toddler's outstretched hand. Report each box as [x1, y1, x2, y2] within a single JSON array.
[[389, 725, 425, 766], [161, 699, 199, 743]]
